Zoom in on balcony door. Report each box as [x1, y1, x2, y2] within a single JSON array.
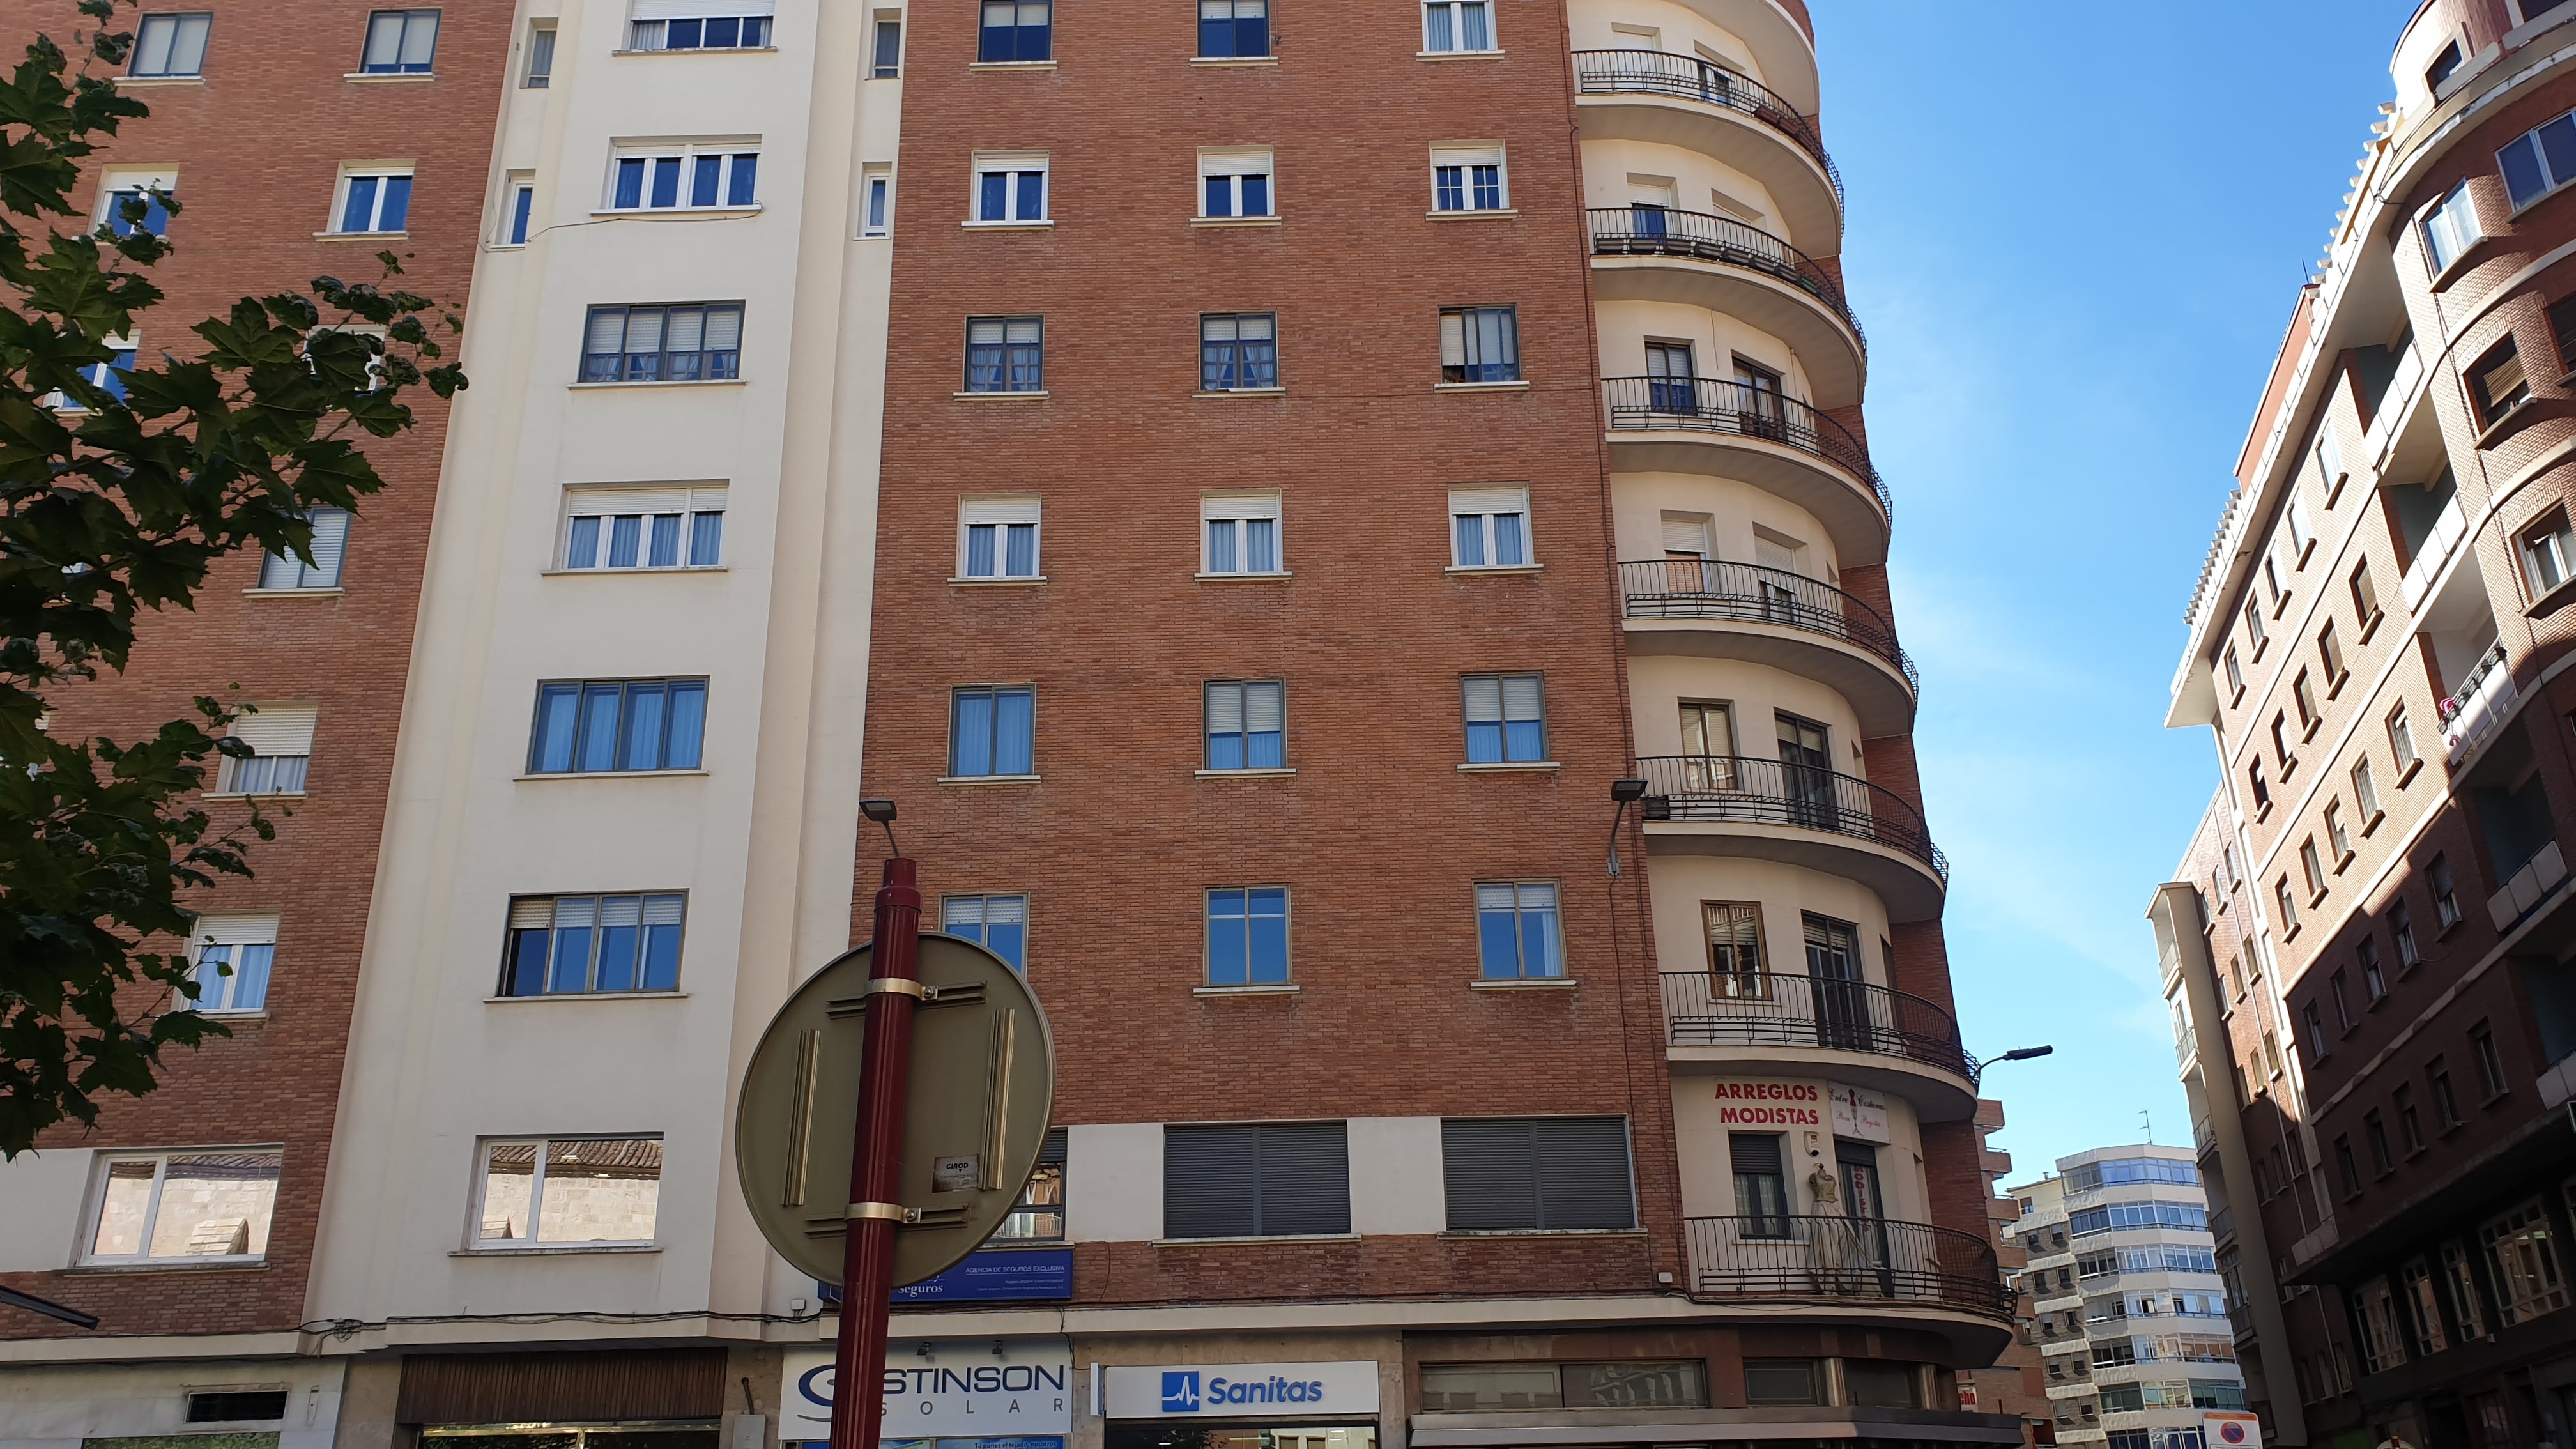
[[1661, 512, 1711, 595], [1646, 340, 1695, 413], [1776, 710, 1832, 827], [1836, 1138, 1896, 1294], [1681, 701, 1735, 793], [1803, 912, 1869, 1054], [1735, 356, 1786, 438], [1627, 177, 1674, 242]]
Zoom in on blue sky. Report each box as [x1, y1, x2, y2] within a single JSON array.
[[1814, 3, 2421, 1181]]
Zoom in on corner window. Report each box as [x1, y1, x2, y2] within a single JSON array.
[[1200, 0, 1269, 56], [971, 152, 1047, 222], [527, 679, 709, 773], [334, 168, 413, 234], [1421, 0, 1493, 52], [861, 165, 894, 237], [580, 302, 744, 382], [1199, 148, 1274, 218], [942, 893, 1028, 969], [1203, 679, 1285, 770], [958, 496, 1041, 579], [1163, 1120, 1348, 1237], [1439, 305, 1519, 383], [1439, 1116, 1634, 1229], [1202, 491, 1282, 574], [1430, 144, 1506, 212], [132, 13, 211, 77], [979, 0, 1051, 61], [2523, 509, 2573, 595], [218, 704, 316, 795], [1200, 312, 1278, 390], [361, 9, 440, 72], [1450, 486, 1529, 567], [1744, 1359, 1820, 1407], [606, 144, 760, 211], [501, 893, 687, 995], [1475, 880, 1563, 979], [2498, 109, 2576, 210], [1205, 887, 1289, 983], [82, 1149, 280, 1264], [472, 1137, 663, 1249], [1461, 671, 1545, 762], [948, 685, 1035, 777], [523, 20, 556, 85], [560, 484, 727, 571], [629, 12, 776, 50], [505, 176, 535, 245], [964, 316, 1043, 392], [2424, 180, 2483, 271], [187, 914, 277, 1015], [2470, 336, 2531, 425]]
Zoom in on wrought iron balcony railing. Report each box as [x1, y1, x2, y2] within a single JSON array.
[[1683, 1214, 2011, 1316], [1617, 559, 1915, 693], [1659, 970, 1968, 1078], [1599, 377, 1890, 521], [1570, 50, 1844, 204], [1634, 754, 1947, 883], [1585, 207, 1864, 349]]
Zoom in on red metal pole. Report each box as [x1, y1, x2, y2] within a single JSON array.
[[830, 855, 921, 1449]]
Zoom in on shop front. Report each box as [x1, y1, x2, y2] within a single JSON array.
[[1097, 1361, 1381, 1449], [782, 1337, 1075, 1449]]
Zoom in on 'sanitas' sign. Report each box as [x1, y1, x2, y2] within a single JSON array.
[[1101, 1362, 1379, 1419]]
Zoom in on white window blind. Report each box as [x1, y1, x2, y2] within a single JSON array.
[[1464, 675, 1542, 721], [1201, 493, 1281, 522], [960, 496, 1041, 525], [229, 705, 317, 757], [1207, 681, 1284, 733], [191, 914, 279, 948], [632, 0, 774, 15], [1198, 148, 1271, 178], [1450, 486, 1524, 516], [1661, 516, 1709, 554], [1430, 144, 1503, 169], [509, 898, 555, 930], [565, 484, 726, 517]]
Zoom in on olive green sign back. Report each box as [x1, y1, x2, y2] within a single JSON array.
[[735, 935, 1057, 1287]]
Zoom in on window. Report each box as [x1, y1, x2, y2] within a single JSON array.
[[2301, 1001, 2327, 1062], [861, 165, 893, 237], [1206, 886, 1289, 984], [82, 1149, 280, 1264], [2500, 109, 2576, 209], [2248, 757, 2270, 811], [873, 15, 902, 75], [2425, 181, 2483, 271], [501, 893, 687, 995], [1430, 144, 1506, 212], [49, 334, 137, 412], [560, 485, 726, 571], [2427, 38, 2465, 89], [942, 894, 1027, 970], [2396, 1085, 2423, 1154], [2302, 839, 2326, 899], [1202, 492, 1282, 574], [2390, 702, 2419, 773], [2223, 647, 2244, 700], [360, 9, 439, 72], [2352, 560, 2382, 626], [99, 170, 174, 237], [187, 915, 276, 1015], [1705, 900, 1765, 996], [991, 1126, 1064, 1238], [2287, 497, 2315, 562], [2262, 555, 2284, 608], [218, 704, 316, 795], [1462, 672, 1545, 763], [2271, 712, 2292, 766], [971, 153, 1046, 222], [2474, 1023, 2508, 1097], [2431, 854, 2460, 928], [2358, 1276, 2409, 1371], [254, 508, 350, 590], [2354, 756, 2382, 821], [2525, 510, 2575, 595], [2294, 670, 2319, 728], [2319, 623, 2346, 688], [1440, 1116, 1633, 1229], [606, 144, 760, 211], [2263, 1030, 2284, 1078], [1439, 305, 1520, 383], [334, 168, 413, 234], [1421, 1363, 1705, 1411], [1421, 0, 1493, 52], [2359, 932, 2385, 999], [2444, 1239, 2488, 1338], [2481, 1198, 2570, 1323], [2556, 295, 2576, 374], [2335, 1136, 2360, 1197], [529, 680, 707, 774], [2327, 800, 2353, 863], [473, 1137, 663, 1248], [131, 13, 211, 77], [2432, 1059, 2460, 1127], [629, 11, 776, 50], [978, 0, 1050, 61], [1729, 1132, 1790, 1236], [2244, 598, 2267, 651], [1846, 1361, 1924, 1410], [2471, 337, 2531, 425], [964, 316, 1043, 392], [506, 178, 535, 244], [947, 686, 1034, 777], [1204, 679, 1285, 769], [956, 496, 1039, 580], [1475, 881, 1563, 979], [1199, 148, 1274, 218], [2366, 1110, 2393, 1175], [580, 302, 744, 382], [1200, 312, 1279, 390], [523, 20, 555, 84], [1163, 1120, 1348, 1237], [1199, 0, 1268, 57]]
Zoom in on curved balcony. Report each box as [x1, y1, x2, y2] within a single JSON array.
[[1572, 50, 1842, 250], [1683, 1214, 2012, 1319], [1587, 208, 1865, 408], [1634, 753, 1947, 922], [1600, 377, 1889, 566], [1618, 559, 1915, 735], [1659, 970, 1973, 1120]]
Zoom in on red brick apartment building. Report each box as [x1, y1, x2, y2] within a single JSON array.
[[2155, 6, 2576, 1449]]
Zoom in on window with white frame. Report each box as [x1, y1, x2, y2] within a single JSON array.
[[1476, 880, 1563, 979], [1421, 0, 1492, 52], [628, 1, 775, 50], [2423, 181, 2483, 272], [1430, 144, 1506, 212], [359, 8, 439, 72], [528, 680, 708, 773], [2524, 509, 2574, 596], [559, 485, 726, 571], [1204, 679, 1285, 770], [964, 316, 1043, 392], [1450, 486, 1531, 568], [605, 142, 759, 211], [1202, 492, 1282, 574], [471, 1137, 663, 1249], [47, 335, 137, 411], [503, 174, 535, 245], [1439, 305, 1519, 383], [2501, 109, 2576, 210], [580, 302, 744, 382], [98, 169, 177, 238], [958, 496, 1041, 579], [971, 152, 1047, 222], [2286, 495, 2313, 562], [333, 167, 414, 234], [83, 1149, 281, 1264], [218, 705, 316, 795], [186, 914, 277, 1015], [861, 165, 894, 237], [257, 508, 351, 590], [131, 13, 211, 77], [502, 893, 687, 994], [1199, 149, 1274, 218], [523, 19, 556, 85]]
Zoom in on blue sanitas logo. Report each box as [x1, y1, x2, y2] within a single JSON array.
[[1162, 1372, 1202, 1413]]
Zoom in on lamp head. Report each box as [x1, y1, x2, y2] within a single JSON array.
[[1611, 777, 1649, 802], [859, 798, 899, 824], [2000, 1045, 2055, 1062]]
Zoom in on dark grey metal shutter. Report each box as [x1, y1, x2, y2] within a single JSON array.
[[1729, 1132, 1782, 1175], [1533, 1116, 1636, 1229], [1254, 1121, 1350, 1235], [1441, 1118, 1540, 1230], [1164, 1124, 1258, 1238]]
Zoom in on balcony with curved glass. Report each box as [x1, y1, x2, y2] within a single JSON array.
[[1660, 970, 1974, 1119], [1633, 753, 1947, 921], [1572, 50, 1841, 249], [1618, 558, 1915, 735], [1601, 376, 1890, 565], [1588, 207, 1864, 408]]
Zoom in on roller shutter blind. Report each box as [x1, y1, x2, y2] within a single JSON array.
[[1661, 516, 1710, 554], [1255, 1121, 1349, 1235], [1201, 492, 1281, 521], [229, 705, 316, 757], [1449, 486, 1524, 516], [1441, 1116, 1635, 1230], [1163, 1121, 1348, 1238], [632, 0, 774, 16], [190, 913, 280, 948], [1533, 1116, 1636, 1229], [959, 496, 1040, 525], [565, 485, 726, 517]]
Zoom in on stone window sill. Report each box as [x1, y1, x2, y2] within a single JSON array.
[[116, 74, 206, 87], [1196, 388, 1288, 397], [949, 575, 1048, 586], [953, 390, 1049, 399], [1471, 977, 1577, 990], [1190, 56, 1278, 66], [572, 378, 750, 390], [486, 991, 689, 1004], [1197, 571, 1291, 581], [1459, 761, 1560, 772], [344, 71, 437, 82], [962, 219, 1053, 230], [938, 773, 1041, 785], [453, 1244, 662, 1257], [1194, 983, 1298, 997], [968, 60, 1059, 70], [1192, 217, 1280, 228], [1426, 208, 1519, 221], [514, 769, 709, 782], [1446, 564, 1542, 574], [1153, 1232, 1355, 1246], [201, 792, 306, 802], [1435, 380, 1531, 392], [243, 586, 346, 598], [313, 230, 409, 241], [1195, 767, 1297, 778]]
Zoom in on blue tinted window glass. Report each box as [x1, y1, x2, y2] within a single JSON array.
[[1434, 166, 1462, 211], [1248, 727, 1282, 769], [1209, 729, 1243, 770], [1460, 1, 1489, 48], [693, 155, 722, 207], [704, 16, 739, 45], [965, 524, 997, 577], [608, 514, 642, 567], [668, 17, 703, 45], [1017, 171, 1044, 220], [378, 175, 411, 231], [1205, 176, 1231, 217], [1005, 523, 1036, 575], [1207, 889, 1247, 984], [979, 1, 1014, 61], [1238, 12, 1266, 54], [2503, 134, 2549, 207], [1247, 887, 1288, 983], [1424, 3, 1453, 50], [565, 516, 600, 568], [665, 682, 706, 768], [995, 689, 1034, 773], [953, 691, 995, 775], [1247, 518, 1276, 571], [728, 154, 758, 206], [341, 176, 379, 233], [231, 944, 273, 1009], [595, 916, 640, 992], [1472, 165, 1501, 210], [1505, 719, 1544, 761], [648, 514, 682, 567], [615, 158, 647, 209], [1493, 513, 1526, 565], [1243, 174, 1269, 215], [577, 683, 623, 770], [621, 683, 667, 770], [2543, 116, 2576, 195], [641, 910, 684, 990], [533, 684, 582, 771], [1465, 720, 1502, 762], [689, 511, 723, 565], [511, 185, 534, 243], [505, 928, 549, 995], [548, 923, 592, 992], [1478, 905, 1519, 977], [1521, 903, 1560, 976], [650, 157, 682, 208], [1455, 516, 1485, 566], [745, 16, 770, 43], [982, 172, 1009, 221], [1201, 12, 1231, 55]]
